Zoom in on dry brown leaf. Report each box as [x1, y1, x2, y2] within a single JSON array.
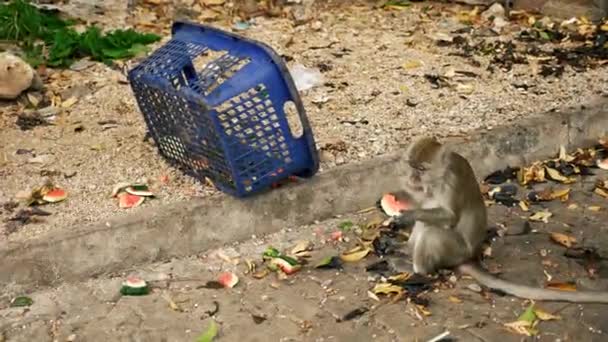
[[201, 0, 225, 5], [518, 200, 529, 212], [402, 60, 423, 70], [415, 304, 432, 317], [61, 96, 78, 108], [504, 320, 537, 336], [588, 206, 602, 212], [534, 308, 561, 321], [550, 232, 577, 248], [545, 167, 575, 184], [290, 240, 313, 256], [529, 210, 552, 223], [448, 296, 462, 303], [550, 188, 570, 201], [546, 281, 576, 291], [387, 272, 411, 282], [518, 163, 546, 185], [340, 246, 371, 262], [372, 283, 404, 296], [594, 187, 608, 198]]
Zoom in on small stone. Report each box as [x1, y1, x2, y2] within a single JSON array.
[[335, 156, 346, 165], [311, 20, 323, 31], [66, 334, 77, 342], [467, 283, 482, 293], [0, 53, 35, 100], [481, 3, 505, 21]]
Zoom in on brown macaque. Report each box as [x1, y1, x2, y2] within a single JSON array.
[[392, 136, 608, 304]]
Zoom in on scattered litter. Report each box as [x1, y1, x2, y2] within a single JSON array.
[[233, 21, 251, 31], [289, 64, 323, 91]]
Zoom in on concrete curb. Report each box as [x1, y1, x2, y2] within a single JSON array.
[[2, 97, 607, 290]]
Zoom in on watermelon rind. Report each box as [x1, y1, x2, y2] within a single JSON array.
[[125, 186, 154, 197], [120, 277, 149, 296]]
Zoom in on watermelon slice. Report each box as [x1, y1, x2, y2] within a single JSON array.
[[42, 188, 67, 203], [269, 257, 301, 274], [379, 192, 412, 216], [118, 192, 145, 209], [218, 272, 239, 288], [120, 276, 149, 296]]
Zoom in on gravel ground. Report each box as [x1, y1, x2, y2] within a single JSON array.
[[1, 1, 608, 242]]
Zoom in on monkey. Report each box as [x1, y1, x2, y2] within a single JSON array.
[[390, 136, 608, 304]]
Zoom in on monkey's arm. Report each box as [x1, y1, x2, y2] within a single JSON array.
[[393, 207, 456, 229]]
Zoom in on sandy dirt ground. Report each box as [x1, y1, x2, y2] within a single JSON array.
[[1, 0, 607, 242]]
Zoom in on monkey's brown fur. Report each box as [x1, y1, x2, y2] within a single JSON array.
[[394, 136, 608, 303]]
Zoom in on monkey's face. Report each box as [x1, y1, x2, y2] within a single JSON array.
[[406, 163, 432, 198]]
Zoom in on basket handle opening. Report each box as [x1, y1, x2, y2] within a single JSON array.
[[283, 100, 304, 139]]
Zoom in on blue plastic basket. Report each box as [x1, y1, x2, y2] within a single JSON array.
[[128, 21, 319, 197]]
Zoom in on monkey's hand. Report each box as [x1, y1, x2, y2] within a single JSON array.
[[391, 210, 416, 230]]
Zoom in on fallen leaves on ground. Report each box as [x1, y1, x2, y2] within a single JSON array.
[[550, 232, 577, 248], [546, 281, 577, 291], [504, 302, 560, 336], [529, 210, 552, 223], [340, 245, 371, 262]]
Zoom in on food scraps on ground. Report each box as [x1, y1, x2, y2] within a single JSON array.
[[120, 276, 150, 296], [262, 246, 302, 275], [217, 272, 239, 288], [25, 182, 67, 206], [113, 182, 153, 209]]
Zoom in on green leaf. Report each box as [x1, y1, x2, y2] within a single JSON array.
[[196, 320, 218, 342], [11, 296, 33, 307], [517, 303, 537, 324], [315, 256, 342, 269], [539, 30, 551, 41], [382, 0, 411, 7], [263, 247, 280, 258], [338, 221, 354, 232]]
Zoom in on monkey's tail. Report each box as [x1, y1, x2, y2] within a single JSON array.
[[457, 263, 608, 304]]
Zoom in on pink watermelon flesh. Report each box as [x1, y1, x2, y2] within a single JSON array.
[[118, 193, 144, 209], [218, 272, 239, 288], [380, 193, 411, 217], [42, 188, 67, 203]]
